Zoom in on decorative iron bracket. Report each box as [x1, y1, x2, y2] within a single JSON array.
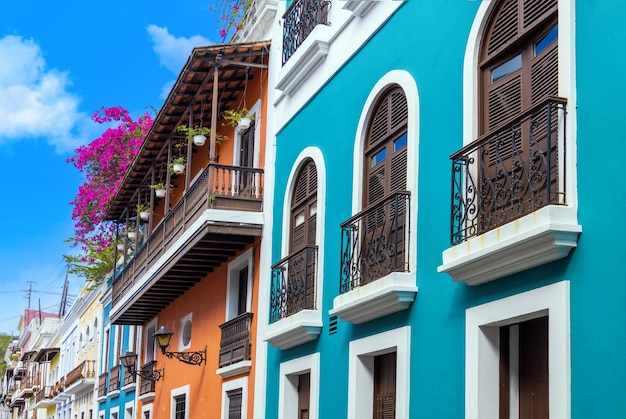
[[161, 346, 206, 366], [135, 367, 164, 382]]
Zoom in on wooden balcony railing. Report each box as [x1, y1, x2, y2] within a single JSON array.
[[97, 373, 107, 398], [340, 192, 411, 293], [50, 378, 64, 397], [112, 163, 264, 307], [282, 0, 330, 64], [270, 246, 318, 323], [65, 360, 96, 388], [108, 365, 120, 393], [218, 312, 253, 368], [448, 97, 567, 244], [123, 366, 136, 387], [35, 386, 52, 404], [139, 362, 157, 396]]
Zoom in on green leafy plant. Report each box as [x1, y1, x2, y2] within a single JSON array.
[[136, 203, 149, 213], [150, 182, 167, 191], [176, 125, 228, 144], [222, 108, 254, 128]]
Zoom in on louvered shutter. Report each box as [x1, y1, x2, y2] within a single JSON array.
[[373, 352, 397, 419], [298, 373, 311, 419], [291, 160, 318, 252]]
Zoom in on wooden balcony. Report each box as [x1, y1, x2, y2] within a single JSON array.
[[108, 365, 120, 393], [111, 163, 263, 324], [97, 373, 107, 398], [64, 360, 96, 394], [123, 366, 136, 388], [33, 386, 54, 409], [218, 312, 253, 368], [139, 362, 157, 396]]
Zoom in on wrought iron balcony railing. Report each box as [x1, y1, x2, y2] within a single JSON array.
[[97, 373, 107, 398], [218, 312, 253, 368], [282, 0, 330, 65], [139, 362, 157, 396], [112, 163, 264, 307], [270, 245, 318, 323], [108, 365, 120, 393], [340, 192, 411, 294], [449, 97, 567, 245], [65, 360, 96, 388]]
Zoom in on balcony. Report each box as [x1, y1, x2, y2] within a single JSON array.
[[17, 376, 34, 398], [282, 0, 330, 65], [331, 192, 417, 324], [265, 246, 321, 350], [64, 360, 96, 395], [217, 312, 253, 378], [108, 365, 120, 396], [111, 164, 264, 324], [138, 362, 157, 403], [50, 378, 69, 404], [123, 365, 136, 389], [33, 386, 54, 409], [438, 97, 581, 285], [97, 373, 107, 398]]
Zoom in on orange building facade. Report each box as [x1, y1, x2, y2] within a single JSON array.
[[105, 40, 270, 419]]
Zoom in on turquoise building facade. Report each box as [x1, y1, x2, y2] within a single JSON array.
[[260, 0, 626, 418]]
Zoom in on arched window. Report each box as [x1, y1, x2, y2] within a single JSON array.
[[290, 159, 317, 252], [363, 86, 408, 207], [479, 0, 558, 133]]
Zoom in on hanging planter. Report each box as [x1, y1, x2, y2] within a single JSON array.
[[136, 203, 150, 221], [150, 182, 167, 198], [128, 231, 137, 240], [237, 117, 251, 130], [169, 157, 187, 175], [193, 134, 207, 146], [116, 244, 125, 252]]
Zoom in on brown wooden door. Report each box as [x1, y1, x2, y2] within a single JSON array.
[[298, 372, 311, 419], [239, 122, 255, 195], [373, 352, 397, 419]]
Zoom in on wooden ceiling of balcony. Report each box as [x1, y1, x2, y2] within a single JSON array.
[[111, 226, 259, 325], [106, 40, 271, 221]]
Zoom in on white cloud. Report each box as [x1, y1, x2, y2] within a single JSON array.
[[0, 35, 88, 153], [147, 25, 211, 74]]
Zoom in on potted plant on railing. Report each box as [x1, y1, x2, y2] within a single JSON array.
[[136, 203, 150, 221], [169, 157, 187, 175], [223, 108, 255, 130], [150, 182, 167, 198]]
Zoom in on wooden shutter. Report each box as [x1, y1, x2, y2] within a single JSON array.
[[365, 87, 408, 207], [291, 160, 317, 252], [227, 389, 243, 419]]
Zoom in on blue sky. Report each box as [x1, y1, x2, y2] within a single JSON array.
[[0, 0, 226, 334]]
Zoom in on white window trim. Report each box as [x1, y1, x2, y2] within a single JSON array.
[[264, 147, 325, 350], [179, 313, 193, 352], [141, 403, 153, 419], [440, 0, 581, 285], [278, 353, 320, 419], [124, 400, 134, 419], [347, 326, 411, 419], [226, 248, 254, 321], [145, 318, 158, 363], [110, 407, 119, 419], [221, 377, 248, 419], [170, 384, 190, 419], [98, 411, 104, 419], [331, 71, 419, 325], [466, 281, 570, 419]]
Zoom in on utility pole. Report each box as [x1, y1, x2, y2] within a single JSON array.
[[59, 268, 69, 318], [25, 281, 35, 309]]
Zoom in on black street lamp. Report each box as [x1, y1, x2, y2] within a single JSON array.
[[153, 326, 206, 366], [119, 351, 164, 381]]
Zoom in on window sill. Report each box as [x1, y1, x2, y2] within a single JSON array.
[[438, 205, 582, 285], [216, 361, 252, 379], [330, 272, 417, 324], [122, 383, 135, 393], [96, 394, 107, 404], [265, 310, 322, 350], [107, 389, 120, 399], [138, 392, 154, 404]]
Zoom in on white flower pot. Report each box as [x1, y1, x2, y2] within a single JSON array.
[[155, 188, 166, 198], [173, 163, 185, 174], [128, 231, 137, 240], [116, 244, 125, 252], [237, 117, 251, 130], [139, 211, 150, 221], [193, 134, 207, 146]]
